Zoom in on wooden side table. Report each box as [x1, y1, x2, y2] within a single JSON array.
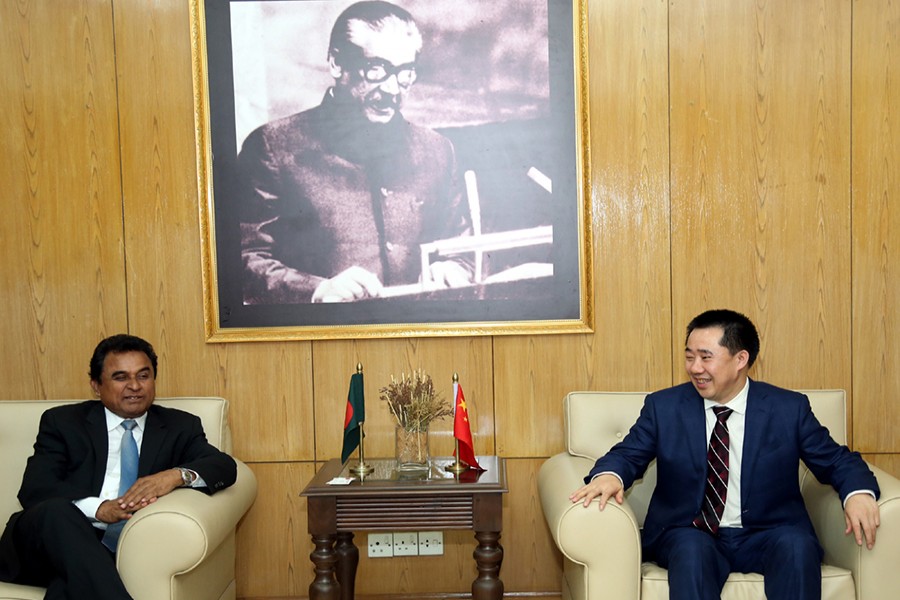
[[300, 456, 508, 600]]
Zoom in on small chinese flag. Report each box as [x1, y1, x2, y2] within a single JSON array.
[[453, 380, 483, 471], [341, 371, 365, 464]]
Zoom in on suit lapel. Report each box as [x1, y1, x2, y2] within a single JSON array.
[[740, 379, 771, 503], [677, 385, 707, 474], [139, 406, 168, 476], [85, 401, 109, 494]]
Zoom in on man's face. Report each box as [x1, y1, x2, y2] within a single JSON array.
[[333, 19, 420, 124], [91, 350, 156, 419], [684, 326, 748, 405]]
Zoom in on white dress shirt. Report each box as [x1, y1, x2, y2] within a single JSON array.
[[73, 408, 204, 529]]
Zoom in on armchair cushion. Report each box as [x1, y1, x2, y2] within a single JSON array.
[[540, 390, 900, 600], [0, 397, 257, 600]]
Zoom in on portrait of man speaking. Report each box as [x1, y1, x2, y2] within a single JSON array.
[[237, 1, 474, 305]]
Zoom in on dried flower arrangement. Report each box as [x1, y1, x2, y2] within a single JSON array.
[[379, 369, 452, 433]]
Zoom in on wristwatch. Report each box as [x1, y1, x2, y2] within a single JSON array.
[[178, 467, 197, 487]]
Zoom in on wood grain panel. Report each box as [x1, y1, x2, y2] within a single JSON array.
[[0, 0, 127, 399], [851, 0, 900, 453], [495, 0, 672, 458], [499, 458, 563, 592], [313, 338, 495, 461], [111, 0, 316, 462], [669, 0, 851, 391], [863, 454, 900, 481], [236, 462, 316, 598]]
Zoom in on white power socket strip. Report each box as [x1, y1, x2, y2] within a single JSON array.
[[367, 531, 444, 557]]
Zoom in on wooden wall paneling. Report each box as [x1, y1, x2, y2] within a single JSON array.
[[669, 0, 852, 391], [221, 342, 316, 462], [111, 0, 207, 351], [0, 0, 127, 399], [312, 338, 495, 462], [235, 462, 316, 598], [499, 458, 563, 593], [495, 0, 672, 459], [851, 0, 900, 453]]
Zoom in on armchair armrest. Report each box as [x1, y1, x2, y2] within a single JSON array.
[[803, 463, 900, 600], [538, 453, 642, 600], [116, 459, 258, 600]]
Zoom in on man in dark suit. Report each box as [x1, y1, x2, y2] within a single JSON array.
[[238, 1, 473, 304], [0, 334, 237, 599], [569, 309, 881, 600]]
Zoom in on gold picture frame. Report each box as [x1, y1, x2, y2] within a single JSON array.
[[190, 0, 592, 341]]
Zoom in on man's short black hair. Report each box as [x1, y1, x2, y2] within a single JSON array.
[[328, 0, 420, 62], [89, 334, 158, 382], [686, 309, 760, 368]]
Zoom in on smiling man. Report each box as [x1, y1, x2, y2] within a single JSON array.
[[238, 0, 473, 304], [569, 309, 881, 600], [0, 334, 236, 599]]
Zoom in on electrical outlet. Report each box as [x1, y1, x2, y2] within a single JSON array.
[[367, 533, 393, 557], [417, 531, 444, 555], [392, 532, 419, 556]]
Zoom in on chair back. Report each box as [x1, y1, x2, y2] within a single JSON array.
[[0, 397, 231, 528], [563, 389, 847, 525]]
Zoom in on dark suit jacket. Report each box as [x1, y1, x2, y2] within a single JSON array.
[[238, 90, 472, 303], [586, 380, 880, 550], [0, 400, 236, 578]]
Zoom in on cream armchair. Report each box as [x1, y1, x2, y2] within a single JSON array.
[[0, 397, 258, 600], [538, 391, 900, 600]]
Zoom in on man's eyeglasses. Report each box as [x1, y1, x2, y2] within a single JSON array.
[[360, 59, 417, 88]]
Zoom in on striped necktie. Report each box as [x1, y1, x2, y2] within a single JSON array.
[[693, 406, 733, 535], [102, 419, 138, 552]]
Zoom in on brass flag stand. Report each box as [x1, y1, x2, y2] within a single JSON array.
[[349, 363, 374, 476], [445, 373, 469, 474]]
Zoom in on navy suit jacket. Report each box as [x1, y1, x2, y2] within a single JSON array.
[[586, 380, 880, 550], [0, 400, 236, 579]]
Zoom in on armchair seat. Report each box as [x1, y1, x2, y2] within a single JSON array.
[[0, 397, 257, 600], [539, 391, 900, 600]]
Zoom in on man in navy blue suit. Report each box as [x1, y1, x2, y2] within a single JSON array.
[[569, 309, 881, 600]]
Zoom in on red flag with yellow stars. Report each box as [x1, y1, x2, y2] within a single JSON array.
[[453, 381, 483, 470]]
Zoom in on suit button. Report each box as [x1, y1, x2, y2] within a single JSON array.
[[386, 242, 395, 252]]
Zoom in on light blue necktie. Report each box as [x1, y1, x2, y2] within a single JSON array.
[[102, 419, 138, 552]]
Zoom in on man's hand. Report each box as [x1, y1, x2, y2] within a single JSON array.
[[844, 493, 880, 550], [96, 499, 136, 524], [312, 266, 383, 303], [569, 474, 625, 510], [102, 469, 185, 519], [428, 261, 472, 289]]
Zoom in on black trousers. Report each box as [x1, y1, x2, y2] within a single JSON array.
[[1, 498, 132, 600]]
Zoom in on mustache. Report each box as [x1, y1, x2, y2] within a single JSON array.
[[365, 90, 400, 109]]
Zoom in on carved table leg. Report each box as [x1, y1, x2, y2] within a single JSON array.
[[335, 532, 358, 600], [472, 530, 504, 600], [309, 533, 340, 600]]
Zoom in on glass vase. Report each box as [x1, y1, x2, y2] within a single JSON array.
[[395, 425, 430, 472]]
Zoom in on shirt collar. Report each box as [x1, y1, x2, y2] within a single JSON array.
[[104, 407, 148, 432], [702, 377, 750, 415]]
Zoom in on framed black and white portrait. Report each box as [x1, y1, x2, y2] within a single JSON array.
[[191, 0, 592, 341]]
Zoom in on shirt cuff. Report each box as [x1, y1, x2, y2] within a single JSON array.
[[843, 489, 876, 507], [591, 471, 624, 487], [72, 497, 105, 526]]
